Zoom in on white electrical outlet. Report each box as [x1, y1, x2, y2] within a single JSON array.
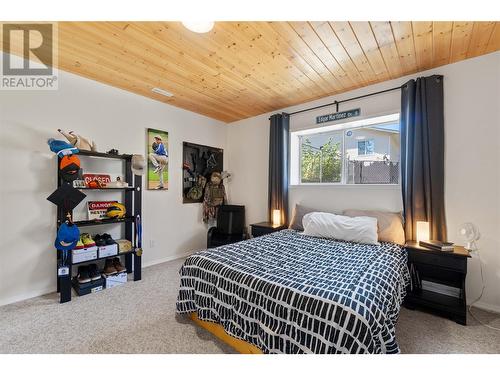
[[149, 239, 155, 248]]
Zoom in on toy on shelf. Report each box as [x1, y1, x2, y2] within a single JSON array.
[[58, 129, 97, 152], [105, 177, 129, 188]]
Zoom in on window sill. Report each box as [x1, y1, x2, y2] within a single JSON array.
[[289, 183, 400, 190]]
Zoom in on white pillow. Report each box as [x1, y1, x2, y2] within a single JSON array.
[[302, 212, 379, 245]]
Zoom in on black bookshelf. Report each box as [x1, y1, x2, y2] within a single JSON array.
[[56, 150, 142, 303]]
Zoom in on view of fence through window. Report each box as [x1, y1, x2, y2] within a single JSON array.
[[299, 122, 400, 184]]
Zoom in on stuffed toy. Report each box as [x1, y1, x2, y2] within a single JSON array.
[[58, 129, 97, 152]]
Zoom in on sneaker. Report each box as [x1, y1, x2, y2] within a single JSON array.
[[94, 234, 106, 247], [101, 233, 117, 245], [81, 233, 96, 248], [77, 266, 91, 284], [88, 263, 101, 281], [103, 259, 117, 275], [75, 236, 85, 250], [112, 257, 126, 273]]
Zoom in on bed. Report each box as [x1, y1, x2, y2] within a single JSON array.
[[176, 229, 410, 354]]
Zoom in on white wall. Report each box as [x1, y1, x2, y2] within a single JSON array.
[[227, 52, 500, 312], [0, 53, 227, 306]]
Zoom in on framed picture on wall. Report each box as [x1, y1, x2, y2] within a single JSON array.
[[183, 142, 223, 203], [146, 128, 169, 190]]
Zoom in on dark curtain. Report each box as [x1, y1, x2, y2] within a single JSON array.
[[400, 75, 447, 241], [268, 113, 290, 225]]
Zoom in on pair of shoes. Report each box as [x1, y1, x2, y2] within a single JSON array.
[[75, 233, 96, 249], [77, 264, 101, 284], [75, 237, 84, 250], [94, 233, 116, 246], [103, 258, 126, 275]]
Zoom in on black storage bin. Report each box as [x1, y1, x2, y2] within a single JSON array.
[[72, 277, 105, 296]]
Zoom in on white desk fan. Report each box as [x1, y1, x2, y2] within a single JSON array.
[[459, 222, 480, 251], [459, 222, 500, 331]]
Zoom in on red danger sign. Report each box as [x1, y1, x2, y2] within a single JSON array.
[[88, 201, 116, 210], [87, 200, 117, 219]]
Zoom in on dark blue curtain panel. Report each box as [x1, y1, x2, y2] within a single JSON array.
[[268, 113, 290, 225], [400, 75, 447, 241]]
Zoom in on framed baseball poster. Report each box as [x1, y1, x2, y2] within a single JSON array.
[[146, 128, 169, 190]]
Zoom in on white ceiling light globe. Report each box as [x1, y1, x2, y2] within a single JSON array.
[[182, 21, 215, 33]]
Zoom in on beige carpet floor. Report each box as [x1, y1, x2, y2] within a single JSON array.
[[1, 257, 499, 354]]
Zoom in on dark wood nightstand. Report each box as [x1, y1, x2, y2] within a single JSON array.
[[404, 241, 471, 325], [250, 222, 287, 238]]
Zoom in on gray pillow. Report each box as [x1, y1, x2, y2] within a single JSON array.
[[288, 204, 318, 231], [343, 209, 405, 245]]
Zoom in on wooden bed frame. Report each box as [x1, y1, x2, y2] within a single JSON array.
[[189, 313, 263, 354]]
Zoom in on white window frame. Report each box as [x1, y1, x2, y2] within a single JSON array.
[[290, 113, 400, 186]]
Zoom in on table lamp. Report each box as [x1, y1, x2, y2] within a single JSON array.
[[272, 209, 281, 226], [416, 221, 430, 243]]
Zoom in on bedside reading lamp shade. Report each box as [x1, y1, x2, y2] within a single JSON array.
[[272, 209, 281, 226], [417, 221, 430, 243]]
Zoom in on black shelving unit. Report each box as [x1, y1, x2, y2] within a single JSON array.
[[56, 151, 142, 303]]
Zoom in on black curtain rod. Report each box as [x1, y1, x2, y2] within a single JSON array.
[[288, 85, 403, 116]]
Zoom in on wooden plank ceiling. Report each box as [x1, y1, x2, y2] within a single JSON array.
[[5, 22, 500, 122]]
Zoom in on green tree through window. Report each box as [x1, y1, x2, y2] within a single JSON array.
[[301, 137, 341, 183]]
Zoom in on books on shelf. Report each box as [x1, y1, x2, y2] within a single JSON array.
[[419, 240, 455, 252]]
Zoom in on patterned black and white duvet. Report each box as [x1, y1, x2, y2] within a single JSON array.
[[176, 230, 410, 354]]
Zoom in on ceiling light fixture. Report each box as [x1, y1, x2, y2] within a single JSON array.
[[151, 87, 174, 97], [181, 21, 215, 33]]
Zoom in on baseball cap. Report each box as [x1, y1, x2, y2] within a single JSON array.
[[47, 138, 79, 158], [131, 154, 145, 176], [55, 222, 80, 251], [59, 155, 81, 182]]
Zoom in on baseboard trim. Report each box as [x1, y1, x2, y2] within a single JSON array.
[[0, 252, 193, 307], [470, 301, 500, 314], [142, 252, 191, 268], [0, 286, 56, 307]]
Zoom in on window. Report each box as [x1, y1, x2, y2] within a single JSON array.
[[357, 139, 374, 155], [291, 113, 400, 185]]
